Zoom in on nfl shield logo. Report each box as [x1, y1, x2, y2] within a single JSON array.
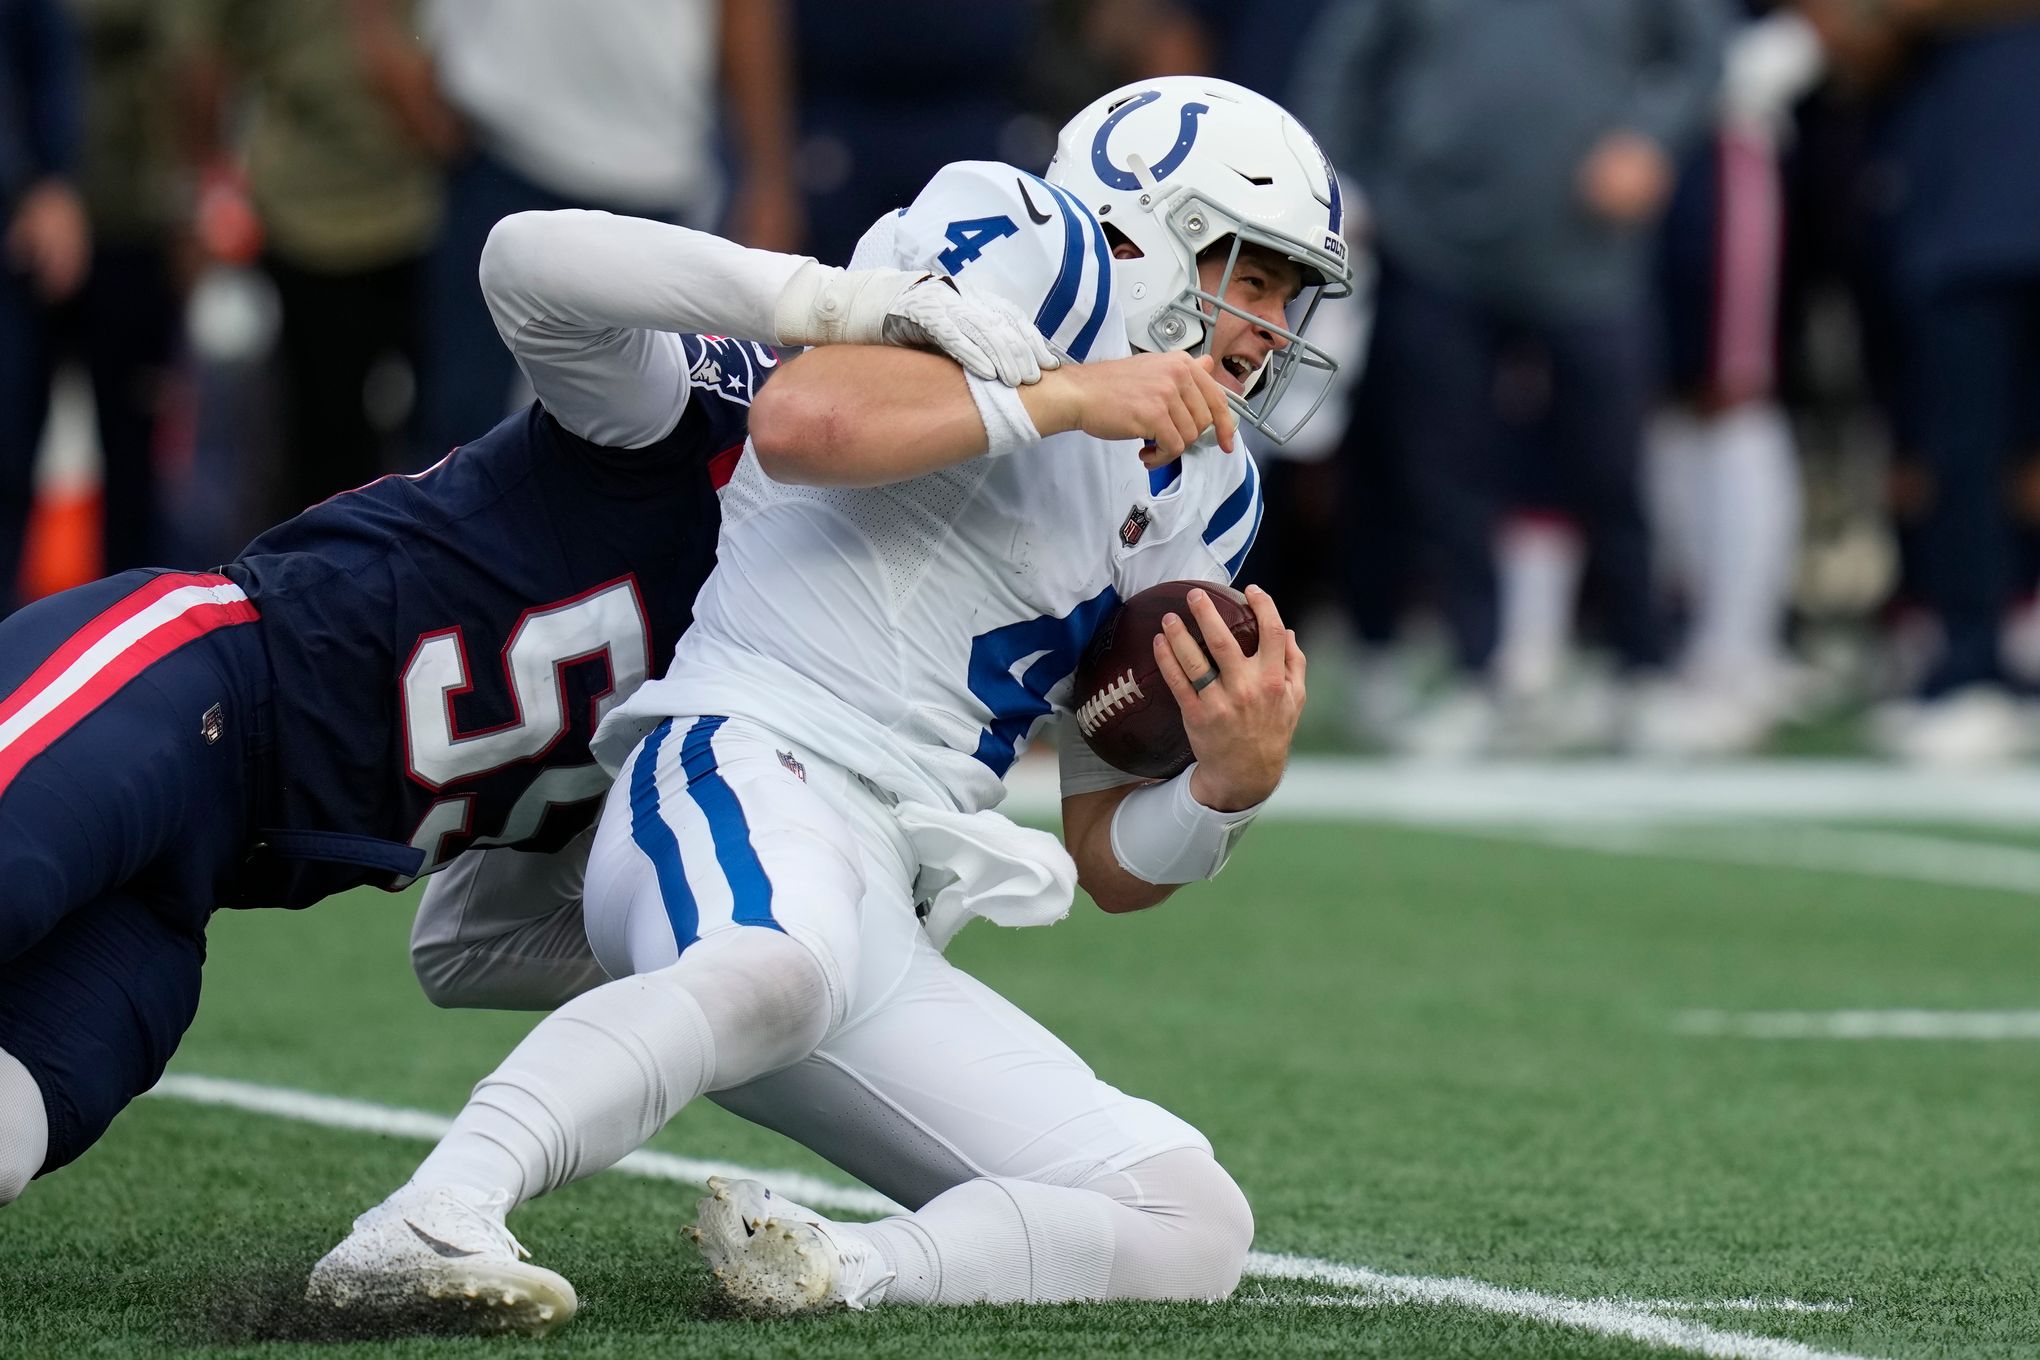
[[1120, 504, 1152, 548], [200, 703, 224, 745]]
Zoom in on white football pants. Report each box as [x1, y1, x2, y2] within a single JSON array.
[[580, 713, 1212, 1192]]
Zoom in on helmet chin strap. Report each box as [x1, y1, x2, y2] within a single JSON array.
[[1126, 153, 1162, 198]]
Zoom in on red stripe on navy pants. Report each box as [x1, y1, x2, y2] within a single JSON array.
[[0, 576, 257, 795], [0, 573, 228, 731]]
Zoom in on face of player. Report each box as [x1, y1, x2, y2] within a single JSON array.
[[1196, 244, 1304, 396]]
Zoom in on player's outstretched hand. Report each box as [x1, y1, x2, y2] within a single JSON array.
[[882, 275, 1062, 386], [1151, 584, 1304, 812], [1036, 351, 1237, 464]]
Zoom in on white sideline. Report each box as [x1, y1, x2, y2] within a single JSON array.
[[1678, 1009, 2040, 1040], [1003, 756, 2040, 827], [1005, 757, 2040, 896], [147, 1074, 1878, 1360], [1499, 824, 2040, 896]]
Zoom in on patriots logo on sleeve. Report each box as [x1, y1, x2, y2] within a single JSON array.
[[685, 337, 776, 407]]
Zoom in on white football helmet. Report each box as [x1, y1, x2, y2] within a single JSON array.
[[1047, 76, 1356, 442]]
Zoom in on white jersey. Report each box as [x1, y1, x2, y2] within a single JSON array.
[[596, 161, 1265, 813]]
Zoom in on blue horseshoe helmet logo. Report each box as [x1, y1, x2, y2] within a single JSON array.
[[1091, 90, 1211, 192]]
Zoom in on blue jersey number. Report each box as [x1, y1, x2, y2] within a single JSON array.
[[967, 586, 1120, 777], [938, 215, 1021, 276]]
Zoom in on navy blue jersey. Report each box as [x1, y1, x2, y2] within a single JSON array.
[[224, 335, 773, 910]]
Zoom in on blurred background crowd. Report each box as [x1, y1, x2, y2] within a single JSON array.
[[4, 0, 2039, 765]]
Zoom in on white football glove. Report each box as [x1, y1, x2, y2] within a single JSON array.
[[881, 275, 1061, 386], [772, 260, 1060, 387]]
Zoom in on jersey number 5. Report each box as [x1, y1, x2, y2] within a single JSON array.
[[401, 577, 651, 872]]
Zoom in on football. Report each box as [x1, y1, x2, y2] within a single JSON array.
[[1071, 580, 1259, 778]]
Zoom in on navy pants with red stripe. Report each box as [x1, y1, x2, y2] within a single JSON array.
[[0, 569, 269, 1174]]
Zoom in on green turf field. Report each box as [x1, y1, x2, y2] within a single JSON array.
[[5, 792, 2039, 1359]]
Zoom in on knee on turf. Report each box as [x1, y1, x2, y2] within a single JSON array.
[[1091, 1148, 1256, 1300], [665, 927, 839, 1089], [0, 1052, 49, 1207]]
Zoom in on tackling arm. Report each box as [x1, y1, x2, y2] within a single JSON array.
[[480, 211, 1050, 450], [479, 210, 806, 449], [749, 345, 1236, 487]]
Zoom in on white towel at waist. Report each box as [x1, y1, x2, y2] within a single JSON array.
[[892, 802, 1076, 951]]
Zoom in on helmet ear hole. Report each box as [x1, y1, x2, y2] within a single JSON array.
[[1102, 223, 1143, 260]]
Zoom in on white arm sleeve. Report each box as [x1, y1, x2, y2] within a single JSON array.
[[479, 210, 810, 449]]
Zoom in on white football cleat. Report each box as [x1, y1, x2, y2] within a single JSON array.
[[687, 1175, 893, 1314], [306, 1185, 577, 1336]]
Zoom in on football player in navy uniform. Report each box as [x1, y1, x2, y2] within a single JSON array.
[[0, 208, 1063, 1207]]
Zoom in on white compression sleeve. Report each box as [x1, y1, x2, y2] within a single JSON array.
[[480, 210, 810, 448], [1109, 766, 1264, 884]]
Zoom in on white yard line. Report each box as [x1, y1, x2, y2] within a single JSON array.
[[1638, 1300, 1855, 1315], [150, 1074, 901, 1216], [1245, 1253, 1865, 1360], [148, 1074, 1878, 1360], [1677, 1010, 2040, 1040]]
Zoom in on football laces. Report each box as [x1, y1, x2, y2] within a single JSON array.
[[1077, 669, 1145, 737]]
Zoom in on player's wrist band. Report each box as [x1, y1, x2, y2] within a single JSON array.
[[967, 371, 1043, 459], [1109, 763, 1264, 885], [773, 260, 919, 347]]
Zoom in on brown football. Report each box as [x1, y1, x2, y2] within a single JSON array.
[[1071, 580, 1259, 779]]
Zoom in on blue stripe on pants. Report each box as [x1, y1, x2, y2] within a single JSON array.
[[678, 716, 781, 931], [629, 719, 699, 950]]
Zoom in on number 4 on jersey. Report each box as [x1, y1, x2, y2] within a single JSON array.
[[939, 215, 1020, 276]]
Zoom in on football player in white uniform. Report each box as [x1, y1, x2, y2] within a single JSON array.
[[312, 78, 1353, 1332]]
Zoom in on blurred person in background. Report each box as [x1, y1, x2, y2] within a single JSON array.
[[416, 0, 799, 461], [54, 0, 199, 584], [1639, 4, 1827, 756], [792, 0, 1031, 269], [0, 0, 84, 617], [1299, 0, 1729, 758], [181, 0, 448, 526], [1801, 0, 2040, 762]]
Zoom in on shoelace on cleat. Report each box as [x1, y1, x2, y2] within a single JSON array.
[[446, 1188, 534, 1262]]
